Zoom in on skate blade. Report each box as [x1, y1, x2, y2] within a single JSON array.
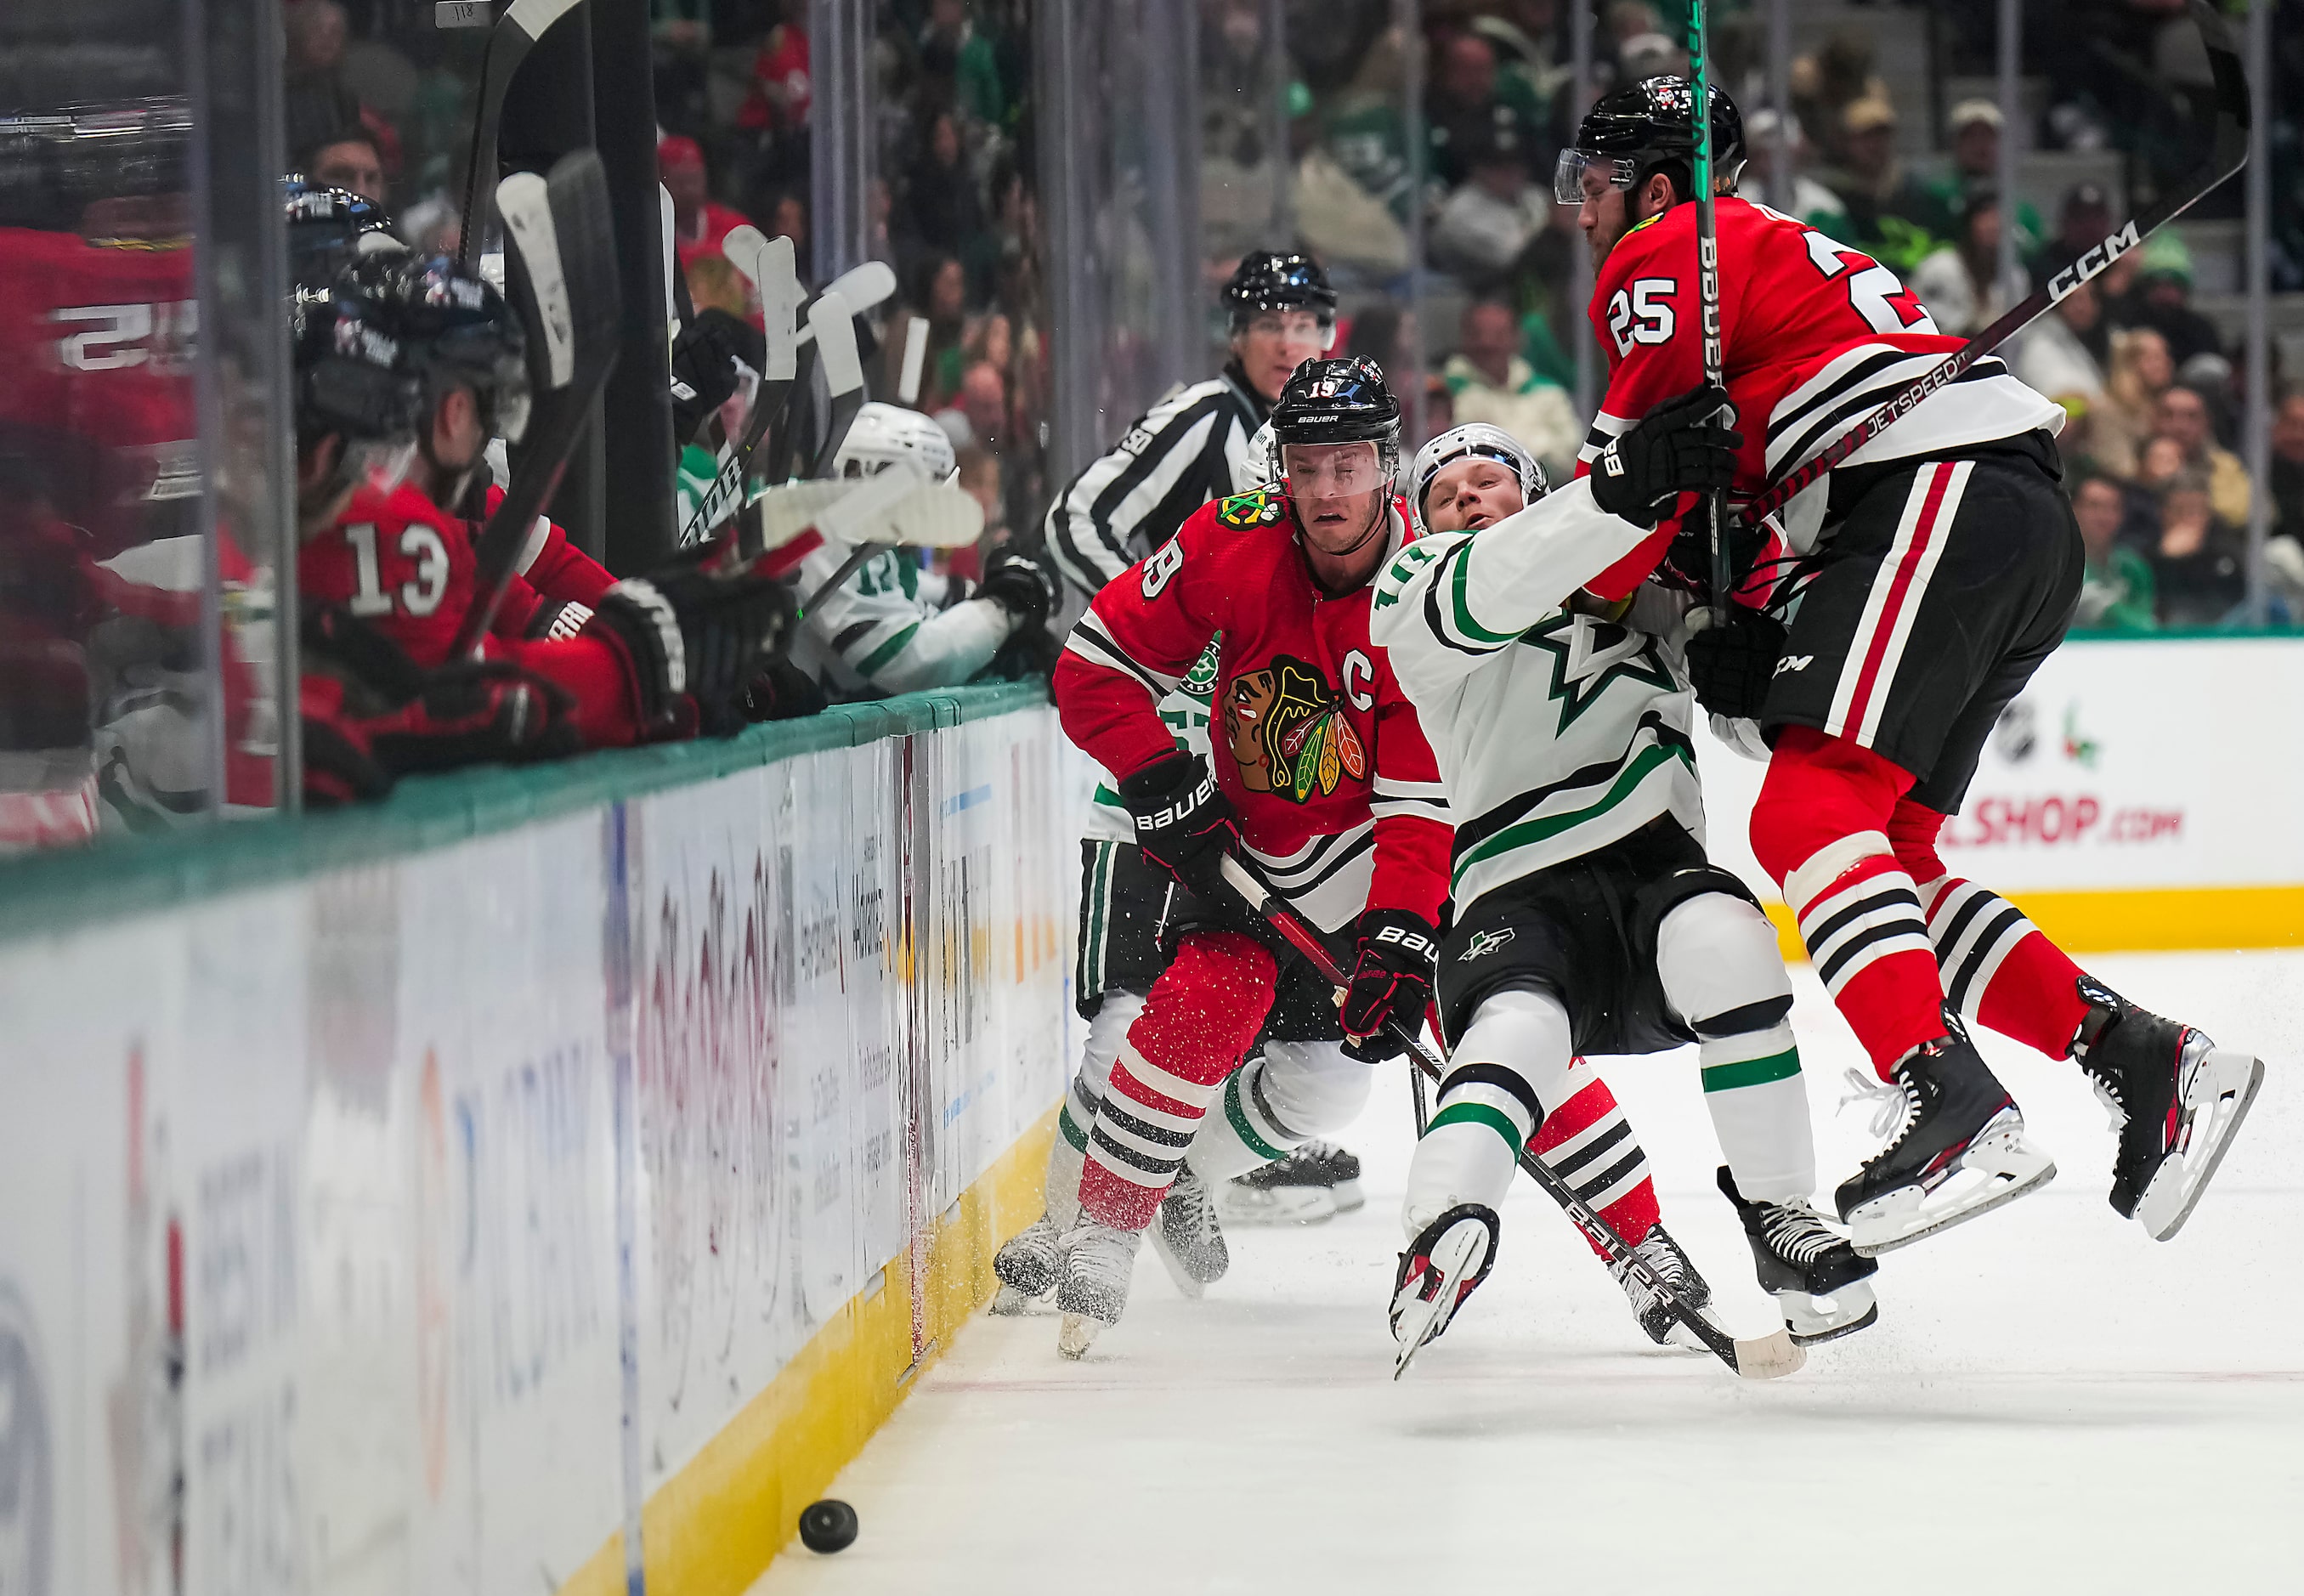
[[1056, 1313, 1101, 1360], [1730, 1327, 1808, 1380], [1390, 1225, 1490, 1380], [1780, 1280, 1880, 1345], [1850, 1119, 2058, 1257], [1147, 1231, 1214, 1300], [2138, 1050, 2265, 1242], [989, 1283, 1055, 1316], [1216, 1186, 1339, 1226]]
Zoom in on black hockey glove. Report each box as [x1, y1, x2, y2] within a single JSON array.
[[1658, 496, 1774, 604], [1587, 383, 1741, 528], [1683, 605, 1787, 722], [977, 545, 1056, 630], [742, 649, 829, 722], [1339, 908, 1440, 1063], [589, 546, 790, 735], [1118, 750, 1238, 903], [669, 308, 766, 442]]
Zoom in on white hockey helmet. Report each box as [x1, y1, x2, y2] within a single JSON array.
[[834, 400, 958, 486], [1233, 420, 1278, 494], [1407, 422, 1548, 536]]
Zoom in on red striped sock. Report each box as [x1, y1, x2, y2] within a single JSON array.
[[1919, 875, 2091, 1059], [1529, 1066, 1659, 1252], [1077, 931, 1276, 1231]]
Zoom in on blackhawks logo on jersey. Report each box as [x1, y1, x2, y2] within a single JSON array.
[[1214, 485, 1287, 530], [1221, 653, 1367, 803]]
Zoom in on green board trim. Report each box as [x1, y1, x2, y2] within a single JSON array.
[[0, 682, 1050, 949]]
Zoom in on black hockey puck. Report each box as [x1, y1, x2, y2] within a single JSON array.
[[798, 1498, 858, 1554]]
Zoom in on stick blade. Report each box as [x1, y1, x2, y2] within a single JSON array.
[[1730, 1328, 1807, 1381], [498, 150, 621, 399]]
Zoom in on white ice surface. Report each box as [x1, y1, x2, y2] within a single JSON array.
[[756, 951, 2303, 1595]]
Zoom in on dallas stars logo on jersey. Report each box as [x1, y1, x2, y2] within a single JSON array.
[[1458, 927, 1516, 961], [1519, 613, 1679, 732], [1221, 653, 1367, 803]]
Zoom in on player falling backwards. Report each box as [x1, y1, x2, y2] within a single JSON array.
[[1373, 422, 1877, 1364], [1557, 76, 2262, 1253]]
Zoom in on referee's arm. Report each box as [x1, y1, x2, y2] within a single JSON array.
[[1043, 383, 1240, 601]]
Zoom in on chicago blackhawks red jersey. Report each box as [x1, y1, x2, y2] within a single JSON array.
[[305, 483, 645, 746], [1054, 484, 1451, 934], [1576, 197, 2062, 599], [0, 225, 199, 553]]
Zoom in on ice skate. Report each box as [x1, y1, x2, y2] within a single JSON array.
[[1148, 1164, 1228, 1299], [1718, 1166, 1879, 1344], [1390, 1204, 1499, 1378], [1608, 1223, 1718, 1350], [1219, 1140, 1362, 1225], [2070, 977, 2265, 1242], [1836, 1027, 2057, 1255], [991, 1213, 1061, 1314], [1055, 1219, 1142, 1358]]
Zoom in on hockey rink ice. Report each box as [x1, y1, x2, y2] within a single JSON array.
[[756, 949, 2301, 1595]]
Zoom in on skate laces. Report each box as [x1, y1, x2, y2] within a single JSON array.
[[1838, 1067, 1917, 1142], [1759, 1201, 1841, 1266], [1170, 1169, 1220, 1248]]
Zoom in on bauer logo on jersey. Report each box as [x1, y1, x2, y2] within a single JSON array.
[[1221, 654, 1367, 803], [1214, 486, 1287, 530], [1458, 927, 1515, 961]]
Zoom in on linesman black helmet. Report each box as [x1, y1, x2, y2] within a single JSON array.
[[1554, 75, 1746, 206], [1223, 250, 1339, 341]]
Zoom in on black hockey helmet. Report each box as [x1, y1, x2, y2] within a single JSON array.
[[286, 176, 404, 294], [1271, 355, 1401, 483], [382, 253, 533, 444], [1554, 75, 1745, 207], [1223, 250, 1338, 341], [293, 263, 424, 504]]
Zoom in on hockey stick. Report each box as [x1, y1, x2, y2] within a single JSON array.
[[1686, 0, 1729, 625], [675, 258, 896, 549], [456, 0, 586, 271], [1217, 854, 1806, 1381], [1735, 0, 2248, 533], [451, 155, 623, 657], [806, 287, 869, 479]]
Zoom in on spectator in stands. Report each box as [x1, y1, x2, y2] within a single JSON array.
[[2153, 383, 2251, 529], [1289, 79, 1411, 281], [954, 361, 1010, 457], [1441, 297, 1580, 479], [2148, 468, 2247, 627], [2114, 231, 2223, 368], [283, 0, 364, 179], [920, 0, 1005, 127], [766, 190, 811, 286], [737, 0, 812, 139], [1919, 101, 2041, 258], [1427, 31, 1544, 189], [2090, 326, 2175, 478], [1429, 123, 1548, 289], [901, 110, 991, 293], [651, 0, 714, 138], [1790, 31, 1888, 168], [1912, 194, 2022, 338], [2016, 278, 2109, 417], [661, 135, 756, 276], [2272, 387, 2304, 546], [1741, 108, 1847, 232], [1820, 97, 1938, 270], [2041, 181, 2117, 280], [2069, 470, 2158, 632], [300, 127, 388, 209]]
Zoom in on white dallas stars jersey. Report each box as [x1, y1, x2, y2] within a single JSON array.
[[1369, 478, 1705, 913], [1080, 636, 1220, 843]]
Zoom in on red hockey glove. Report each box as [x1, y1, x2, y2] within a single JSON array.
[[1118, 750, 1237, 902], [1339, 908, 1440, 1063]]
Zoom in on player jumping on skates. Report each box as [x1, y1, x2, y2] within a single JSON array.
[[1371, 422, 1877, 1366], [1558, 76, 2262, 1254]]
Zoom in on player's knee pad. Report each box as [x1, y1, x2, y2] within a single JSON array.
[[1654, 892, 1794, 1040], [1886, 797, 1950, 891], [1748, 726, 1911, 890]]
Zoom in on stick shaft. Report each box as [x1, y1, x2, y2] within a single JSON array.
[[1686, 0, 1729, 624]]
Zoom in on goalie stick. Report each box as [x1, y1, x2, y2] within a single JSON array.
[[1735, 0, 2249, 536], [451, 154, 623, 657], [456, 0, 586, 271], [1217, 854, 1806, 1382]]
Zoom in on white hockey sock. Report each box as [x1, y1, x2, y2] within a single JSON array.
[[1050, 992, 1144, 1228], [1700, 1022, 1816, 1204], [1188, 1040, 1371, 1183], [1402, 988, 1573, 1239]]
